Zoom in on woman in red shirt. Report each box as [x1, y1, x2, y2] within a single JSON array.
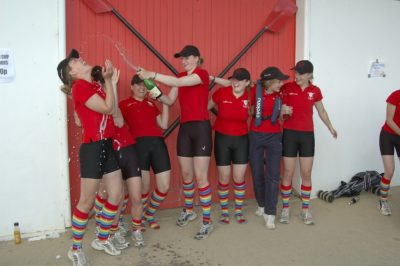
[[57, 49, 123, 265], [280, 60, 337, 225], [137, 45, 213, 240], [119, 74, 171, 230], [378, 90, 400, 216], [208, 68, 251, 225]]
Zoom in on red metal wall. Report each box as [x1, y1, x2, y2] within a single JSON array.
[[66, 0, 296, 209]]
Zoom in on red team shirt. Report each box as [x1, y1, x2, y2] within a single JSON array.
[[178, 67, 210, 123], [383, 90, 400, 134], [249, 86, 282, 133], [113, 123, 135, 151], [281, 81, 323, 132], [212, 86, 250, 136], [119, 97, 162, 140], [72, 79, 116, 143]]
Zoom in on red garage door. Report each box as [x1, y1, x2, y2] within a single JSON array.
[[66, 0, 296, 209]]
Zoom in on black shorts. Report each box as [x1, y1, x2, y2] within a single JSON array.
[[136, 136, 171, 174], [379, 129, 400, 156], [214, 132, 249, 165], [177, 120, 212, 157], [79, 138, 120, 179], [282, 129, 315, 157], [115, 144, 141, 180]]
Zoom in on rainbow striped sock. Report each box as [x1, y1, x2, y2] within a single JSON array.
[[71, 208, 89, 250], [94, 194, 106, 226], [145, 189, 167, 228], [199, 184, 212, 223], [97, 201, 118, 241], [110, 223, 118, 234], [218, 182, 229, 217], [131, 218, 142, 231], [141, 193, 149, 222], [183, 180, 195, 212], [301, 184, 312, 210], [281, 184, 292, 209], [234, 181, 246, 216], [380, 176, 391, 200]]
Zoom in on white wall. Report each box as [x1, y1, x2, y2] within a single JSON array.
[[0, 0, 70, 240], [296, 0, 400, 195]]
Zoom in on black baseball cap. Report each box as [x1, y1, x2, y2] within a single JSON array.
[[57, 49, 80, 85], [228, 68, 251, 81], [260, 67, 289, 81], [131, 74, 144, 85], [174, 45, 200, 58], [291, 60, 313, 74]]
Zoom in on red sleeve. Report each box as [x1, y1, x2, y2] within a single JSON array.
[[314, 86, 323, 102], [150, 100, 161, 116], [212, 87, 222, 104], [193, 68, 209, 86], [387, 90, 400, 105], [72, 80, 96, 105]]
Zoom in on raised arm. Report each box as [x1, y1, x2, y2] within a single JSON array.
[[111, 68, 124, 128], [314, 101, 337, 138], [137, 67, 202, 87], [156, 103, 169, 129], [158, 86, 178, 106], [210, 75, 231, 87], [85, 60, 116, 114]]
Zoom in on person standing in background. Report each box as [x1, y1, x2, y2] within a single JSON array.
[[280, 60, 337, 225]]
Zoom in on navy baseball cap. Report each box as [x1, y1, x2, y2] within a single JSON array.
[[291, 60, 314, 74], [228, 68, 251, 81], [57, 49, 79, 84], [174, 45, 200, 58], [260, 67, 289, 81]]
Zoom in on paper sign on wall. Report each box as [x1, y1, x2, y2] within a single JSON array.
[[0, 48, 16, 83], [368, 59, 385, 78]]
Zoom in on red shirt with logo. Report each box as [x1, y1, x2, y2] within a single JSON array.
[[72, 79, 116, 143], [178, 67, 209, 123], [281, 81, 323, 132], [212, 86, 250, 136], [119, 97, 162, 140], [383, 90, 400, 134], [249, 86, 282, 133], [113, 123, 135, 150]]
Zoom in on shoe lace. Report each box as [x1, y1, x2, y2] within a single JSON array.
[[199, 223, 210, 234], [104, 239, 119, 253], [73, 249, 88, 265], [179, 209, 188, 220]]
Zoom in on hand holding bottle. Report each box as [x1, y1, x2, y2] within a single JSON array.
[[143, 79, 163, 99]]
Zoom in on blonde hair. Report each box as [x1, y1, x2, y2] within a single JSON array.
[[59, 65, 73, 96]]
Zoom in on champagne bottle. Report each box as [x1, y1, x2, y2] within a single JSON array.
[[143, 79, 163, 99], [14, 222, 21, 244]]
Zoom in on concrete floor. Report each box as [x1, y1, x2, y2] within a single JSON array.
[[1, 187, 399, 266]]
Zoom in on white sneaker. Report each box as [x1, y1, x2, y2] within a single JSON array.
[[118, 222, 128, 237], [279, 208, 290, 224], [91, 238, 121, 256], [67, 248, 90, 266], [263, 214, 276, 230], [132, 229, 145, 247], [255, 206, 264, 217], [176, 209, 197, 227], [379, 200, 392, 216], [300, 210, 315, 225], [109, 231, 130, 250], [194, 222, 214, 240]]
